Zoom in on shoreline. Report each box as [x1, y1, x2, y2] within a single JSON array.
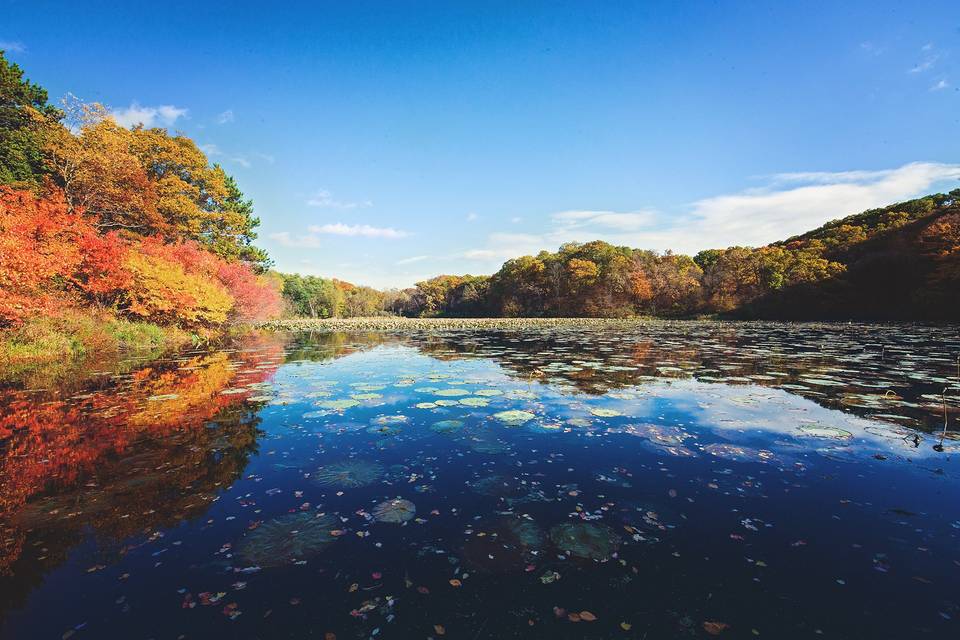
[[251, 316, 948, 333]]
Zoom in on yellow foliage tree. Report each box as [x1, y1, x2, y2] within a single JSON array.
[[123, 252, 233, 326]]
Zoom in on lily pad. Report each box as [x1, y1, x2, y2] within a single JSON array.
[[373, 498, 417, 523], [549, 522, 621, 561], [315, 460, 385, 488], [238, 513, 341, 568], [492, 410, 536, 425]]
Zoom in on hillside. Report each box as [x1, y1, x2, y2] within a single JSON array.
[[360, 190, 960, 320], [746, 191, 960, 319]]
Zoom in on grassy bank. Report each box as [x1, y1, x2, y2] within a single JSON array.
[[0, 309, 194, 382]]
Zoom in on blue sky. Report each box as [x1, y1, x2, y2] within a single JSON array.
[[3, 0, 959, 287]]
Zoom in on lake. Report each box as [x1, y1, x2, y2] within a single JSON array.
[[1, 322, 959, 639]]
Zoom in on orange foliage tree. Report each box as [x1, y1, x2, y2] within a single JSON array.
[[0, 187, 88, 325]]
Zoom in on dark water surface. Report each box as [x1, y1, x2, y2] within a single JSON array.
[[1, 323, 959, 639]]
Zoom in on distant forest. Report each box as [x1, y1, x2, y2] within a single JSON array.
[[282, 190, 960, 321]]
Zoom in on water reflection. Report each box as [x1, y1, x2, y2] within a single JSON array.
[[0, 325, 958, 639]]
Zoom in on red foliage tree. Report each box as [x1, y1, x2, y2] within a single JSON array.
[[0, 187, 88, 325], [76, 230, 132, 300]]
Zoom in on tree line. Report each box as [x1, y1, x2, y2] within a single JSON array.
[[279, 190, 960, 320]]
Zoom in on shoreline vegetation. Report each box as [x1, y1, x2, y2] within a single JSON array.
[[252, 316, 946, 334], [2, 51, 960, 376]]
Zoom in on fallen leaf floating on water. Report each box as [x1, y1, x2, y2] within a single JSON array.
[[703, 621, 731, 635]]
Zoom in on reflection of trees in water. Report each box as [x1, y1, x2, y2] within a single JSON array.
[[0, 333, 287, 615], [282, 330, 388, 363], [403, 324, 960, 429]]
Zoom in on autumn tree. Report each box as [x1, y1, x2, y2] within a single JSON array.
[[123, 251, 233, 327], [0, 187, 87, 324], [42, 101, 161, 231]]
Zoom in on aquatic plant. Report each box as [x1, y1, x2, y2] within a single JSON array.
[[492, 410, 536, 425], [797, 424, 853, 439], [462, 516, 545, 572], [373, 498, 417, 523], [315, 460, 385, 488], [471, 474, 528, 499], [702, 443, 776, 462], [431, 419, 465, 434], [469, 438, 508, 454], [549, 522, 621, 561], [433, 388, 470, 397], [238, 512, 341, 568], [588, 407, 622, 417]]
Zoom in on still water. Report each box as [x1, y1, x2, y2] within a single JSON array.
[[1, 323, 959, 639]]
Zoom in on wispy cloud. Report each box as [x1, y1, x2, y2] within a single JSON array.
[[215, 109, 234, 124], [111, 103, 188, 128], [310, 223, 409, 238], [199, 143, 250, 168], [397, 255, 430, 265], [271, 223, 410, 247], [909, 43, 941, 73], [930, 79, 949, 91], [0, 40, 25, 53], [306, 189, 372, 209], [859, 41, 884, 57], [462, 233, 545, 261], [466, 212, 479, 222], [680, 162, 960, 249], [461, 162, 960, 263], [551, 209, 657, 232], [269, 231, 322, 248], [200, 144, 274, 169]]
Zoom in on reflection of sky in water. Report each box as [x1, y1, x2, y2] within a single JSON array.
[[1, 330, 959, 640]]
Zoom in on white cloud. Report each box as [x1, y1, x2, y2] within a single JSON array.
[[681, 162, 960, 249], [199, 143, 259, 168], [909, 44, 941, 74], [269, 231, 322, 248], [461, 161, 960, 261], [306, 189, 372, 209], [462, 233, 546, 261], [466, 212, 479, 222], [510, 216, 523, 224], [111, 102, 188, 128], [397, 255, 430, 265], [551, 209, 657, 232], [930, 79, 949, 91], [216, 109, 235, 124], [0, 40, 25, 53], [309, 223, 409, 238], [270, 222, 409, 249]]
